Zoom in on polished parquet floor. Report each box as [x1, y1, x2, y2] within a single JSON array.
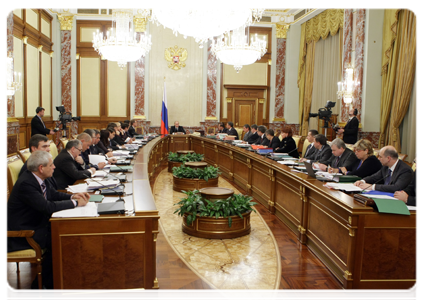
[[7, 166, 342, 290]]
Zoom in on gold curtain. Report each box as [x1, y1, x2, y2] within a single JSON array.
[[300, 41, 316, 135], [386, 10, 416, 151], [298, 9, 343, 135]]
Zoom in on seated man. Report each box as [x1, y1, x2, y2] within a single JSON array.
[[265, 129, 280, 151], [128, 119, 137, 138], [394, 150, 420, 206], [225, 122, 239, 139], [246, 124, 259, 144], [354, 146, 413, 192], [254, 125, 269, 146], [8, 151, 89, 288], [53, 139, 96, 189], [170, 121, 186, 134], [80, 132, 106, 170], [217, 122, 228, 134], [301, 134, 332, 163], [242, 124, 252, 142], [319, 138, 358, 172], [303, 130, 319, 159]]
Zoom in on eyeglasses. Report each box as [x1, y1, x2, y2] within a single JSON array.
[[354, 149, 363, 152], [76, 148, 83, 152]]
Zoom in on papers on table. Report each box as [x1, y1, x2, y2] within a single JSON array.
[[277, 160, 298, 165], [92, 170, 109, 177], [361, 194, 397, 200], [324, 183, 363, 192], [113, 150, 130, 156], [89, 155, 107, 165], [51, 202, 98, 218], [87, 180, 120, 190], [66, 183, 89, 193], [315, 171, 343, 180], [271, 153, 289, 156], [124, 144, 139, 149]]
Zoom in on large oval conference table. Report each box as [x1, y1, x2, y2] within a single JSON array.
[[50, 135, 416, 290]]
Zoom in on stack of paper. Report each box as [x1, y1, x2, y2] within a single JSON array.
[[315, 171, 343, 180], [89, 155, 107, 165], [324, 183, 362, 192], [51, 202, 99, 218], [87, 180, 120, 190], [112, 150, 130, 156], [277, 161, 297, 165], [92, 170, 109, 177], [66, 183, 89, 193], [124, 144, 139, 149]]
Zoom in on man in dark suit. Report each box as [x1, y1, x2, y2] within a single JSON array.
[[307, 134, 332, 163], [254, 125, 269, 146], [354, 146, 413, 193], [394, 170, 416, 206], [265, 129, 280, 150], [128, 119, 137, 137], [217, 122, 228, 134], [300, 129, 318, 160], [31, 107, 55, 137], [169, 121, 186, 134], [226, 122, 239, 139], [79, 132, 106, 170], [338, 108, 359, 144], [246, 124, 259, 144], [8, 151, 89, 288], [319, 138, 358, 172], [53, 139, 96, 189]]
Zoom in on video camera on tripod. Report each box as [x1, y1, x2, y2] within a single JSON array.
[[309, 101, 337, 136], [56, 105, 81, 138]]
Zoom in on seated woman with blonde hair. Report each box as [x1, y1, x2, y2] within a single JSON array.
[[336, 139, 382, 178]]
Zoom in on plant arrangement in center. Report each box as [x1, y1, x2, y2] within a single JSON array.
[[172, 165, 220, 182], [168, 152, 204, 162], [174, 190, 257, 227]]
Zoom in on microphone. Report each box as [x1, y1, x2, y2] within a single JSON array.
[[83, 174, 125, 202], [359, 173, 391, 193]]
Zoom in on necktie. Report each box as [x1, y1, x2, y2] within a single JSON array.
[[41, 182, 47, 200], [334, 156, 340, 168], [39, 116, 45, 128], [305, 145, 312, 157], [384, 169, 392, 185]]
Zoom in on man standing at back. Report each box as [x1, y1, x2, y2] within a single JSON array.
[[31, 107, 55, 137]]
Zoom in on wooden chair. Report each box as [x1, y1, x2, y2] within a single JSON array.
[[302, 138, 311, 158], [399, 153, 408, 161], [7, 155, 24, 197], [7, 230, 43, 289], [49, 141, 59, 159], [59, 138, 68, 150], [18, 148, 31, 163], [292, 135, 301, 149], [235, 128, 243, 140]]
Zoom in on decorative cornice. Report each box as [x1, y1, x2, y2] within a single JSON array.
[[133, 115, 147, 119], [272, 118, 286, 122], [134, 17, 147, 32], [204, 116, 218, 120], [58, 14, 74, 31], [276, 24, 290, 39]]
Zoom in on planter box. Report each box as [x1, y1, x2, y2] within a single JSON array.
[[173, 175, 219, 192], [168, 161, 183, 173], [182, 211, 252, 239]]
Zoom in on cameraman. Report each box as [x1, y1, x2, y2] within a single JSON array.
[[337, 108, 359, 144]]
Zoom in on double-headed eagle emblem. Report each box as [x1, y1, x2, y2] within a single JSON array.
[[165, 45, 188, 70]]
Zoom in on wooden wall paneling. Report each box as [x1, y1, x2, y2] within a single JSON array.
[[250, 160, 271, 210], [216, 145, 231, 180], [13, 14, 24, 39], [233, 152, 250, 190], [219, 63, 225, 123]]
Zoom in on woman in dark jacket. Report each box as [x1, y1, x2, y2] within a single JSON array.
[[98, 129, 115, 152], [274, 126, 299, 158], [337, 139, 382, 178], [265, 129, 280, 151]]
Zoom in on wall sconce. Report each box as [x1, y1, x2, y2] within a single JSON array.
[[337, 64, 354, 105], [6, 52, 22, 98]]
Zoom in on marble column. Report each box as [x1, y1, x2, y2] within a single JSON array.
[[341, 9, 353, 123], [203, 39, 219, 134], [352, 9, 366, 122], [274, 38, 286, 121], [58, 15, 77, 136], [7, 11, 20, 155]]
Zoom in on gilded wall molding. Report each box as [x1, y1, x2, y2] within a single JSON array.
[[165, 45, 188, 70], [276, 24, 290, 39], [134, 17, 147, 32], [58, 14, 74, 31]]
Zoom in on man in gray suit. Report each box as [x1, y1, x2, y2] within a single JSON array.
[[306, 134, 332, 163], [319, 138, 358, 172], [354, 146, 413, 192]]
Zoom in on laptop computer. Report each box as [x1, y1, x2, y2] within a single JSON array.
[[304, 162, 333, 182]]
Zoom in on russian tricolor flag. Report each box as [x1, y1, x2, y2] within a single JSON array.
[[160, 82, 169, 136]]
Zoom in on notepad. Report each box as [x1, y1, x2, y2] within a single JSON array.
[[51, 202, 98, 218], [89, 195, 104, 202]]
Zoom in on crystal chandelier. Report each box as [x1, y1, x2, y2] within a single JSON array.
[[211, 25, 267, 73], [92, 9, 152, 69], [150, 9, 264, 48], [337, 64, 354, 105], [6, 52, 22, 97]]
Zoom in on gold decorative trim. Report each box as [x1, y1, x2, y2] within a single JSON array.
[[204, 116, 218, 120], [165, 45, 187, 70], [153, 233, 158, 242], [153, 277, 159, 289], [297, 225, 306, 234], [76, 53, 80, 60], [134, 17, 147, 32], [259, 98, 265, 104], [22, 36, 28, 44], [49, 51, 54, 58], [58, 14, 74, 31], [268, 59, 272, 65], [348, 216, 352, 225], [246, 184, 251, 189], [226, 97, 233, 103], [343, 270, 352, 280], [276, 24, 290, 38], [268, 200, 275, 207], [229, 172, 234, 177], [349, 228, 355, 237], [273, 117, 286, 122], [133, 115, 147, 119], [38, 45, 43, 52], [7, 118, 19, 122]]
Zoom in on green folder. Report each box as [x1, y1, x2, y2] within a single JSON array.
[[89, 194, 104, 202], [372, 198, 410, 215], [110, 166, 133, 172]]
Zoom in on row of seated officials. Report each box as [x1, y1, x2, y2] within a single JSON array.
[[7, 122, 416, 289], [7, 121, 138, 289]]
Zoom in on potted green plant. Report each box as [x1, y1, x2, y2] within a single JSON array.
[[172, 165, 220, 191], [167, 152, 204, 172], [174, 190, 257, 239]]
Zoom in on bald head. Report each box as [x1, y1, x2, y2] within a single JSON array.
[[379, 145, 399, 167]]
